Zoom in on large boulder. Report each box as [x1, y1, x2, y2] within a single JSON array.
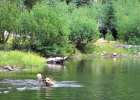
[[46, 56, 68, 65]]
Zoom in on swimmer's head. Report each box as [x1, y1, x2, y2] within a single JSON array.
[[37, 73, 42, 80]]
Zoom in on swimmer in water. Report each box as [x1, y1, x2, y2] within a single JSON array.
[[37, 73, 55, 87]]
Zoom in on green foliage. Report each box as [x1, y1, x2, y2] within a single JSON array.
[[0, 0, 100, 54], [0, 0, 21, 43], [0, 1, 74, 55], [23, 0, 41, 9], [0, 0, 21, 32], [69, 6, 98, 52], [13, 10, 37, 49], [61, 0, 92, 6], [0, 51, 46, 71], [114, 0, 140, 44], [1, 0, 140, 56], [30, 1, 73, 56], [98, 0, 116, 28]]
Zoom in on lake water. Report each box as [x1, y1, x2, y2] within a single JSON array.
[[0, 57, 140, 100]]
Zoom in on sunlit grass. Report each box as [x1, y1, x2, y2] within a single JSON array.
[[93, 40, 128, 55], [0, 51, 46, 72]]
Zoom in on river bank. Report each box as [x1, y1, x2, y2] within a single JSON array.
[[0, 51, 140, 100], [0, 51, 46, 72], [0, 39, 140, 73], [70, 39, 140, 61]]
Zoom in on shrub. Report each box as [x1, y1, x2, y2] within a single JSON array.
[[114, 0, 140, 44], [12, 10, 38, 50], [69, 6, 98, 52], [0, 0, 21, 44], [30, 1, 73, 56]]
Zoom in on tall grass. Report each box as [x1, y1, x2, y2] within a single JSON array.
[[0, 51, 46, 71]]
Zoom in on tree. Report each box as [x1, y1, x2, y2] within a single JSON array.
[[29, 2, 73, 56], [0, 0, 21, 44], [98, 0, 118, 40], [69, 7, 97, 52], [114, 0, 140, 44], [23, 0, 41, 9]]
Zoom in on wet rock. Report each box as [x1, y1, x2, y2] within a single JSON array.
[[112, 53, 117, 57], [0, 66, 23, 72], [3, 91, 9, 94], [3, 66, 14, 71], [46, 56, 68, 65], [16, 87, 26, 91]]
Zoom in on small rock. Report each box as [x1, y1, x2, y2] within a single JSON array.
[[8, 87, 12, 89], [16, 87, 26, 91], [3, 66, 14, 71], [3, 91, 9, 94], [113, 53, 117, 56], [46, 56, 68, 65]]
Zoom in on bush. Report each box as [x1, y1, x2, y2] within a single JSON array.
[[29, 1, 74, 56], [69, 6, 98, 52], [0, 0, 21, 44], [114, 0, 140, 44], [12, 10, 38, 50]]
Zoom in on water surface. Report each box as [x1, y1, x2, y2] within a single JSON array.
[[0, 57, 140, 100]]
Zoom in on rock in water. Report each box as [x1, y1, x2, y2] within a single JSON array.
[[3, 66, 14, 71], [46, 56, 68, 64]]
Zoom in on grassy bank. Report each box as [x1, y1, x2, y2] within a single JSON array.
[[93, 39, 128, 55], [71, 39, 134, 60], [0, 51, 46, 72]]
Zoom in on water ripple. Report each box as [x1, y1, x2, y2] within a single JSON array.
[[0, 79, 83, 93]]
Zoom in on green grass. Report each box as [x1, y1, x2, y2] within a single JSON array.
[[93, 40, 128, 55], [0, 51, 46, 72]]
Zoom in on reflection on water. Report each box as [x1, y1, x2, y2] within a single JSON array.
[[47, 64, 65, 71], [1, 57, 140, 100], [0, 79, 82, 94]]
